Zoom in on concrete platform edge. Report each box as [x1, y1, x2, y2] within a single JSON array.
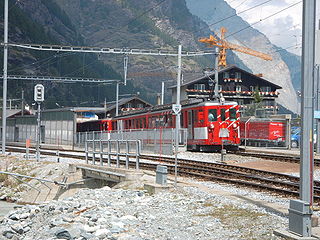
[[274, 229, 319, 240]]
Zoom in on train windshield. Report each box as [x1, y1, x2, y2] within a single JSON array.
[[221, 109, 226, 121], [229, 108, 237, 121], [208, 109, 217, 122]]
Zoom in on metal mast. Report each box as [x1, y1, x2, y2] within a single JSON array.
[[2, 0, 8, 154]]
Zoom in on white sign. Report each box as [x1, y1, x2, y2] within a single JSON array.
[[172, 104, 181, 114], [316, 30, 320, 65]]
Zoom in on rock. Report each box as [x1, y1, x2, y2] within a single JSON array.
[[8, 214, 19, 221], [83, 225, 99, 233], [19, 212, 29, 219], [94, 228, 110, 239], [2, 228, 15, 239], [11, 223, 24, 234], [55, 228, 72, 240], [80, 232, 95, 240]]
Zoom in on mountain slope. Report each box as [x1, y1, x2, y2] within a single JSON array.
[[185, 0, 300, 113]]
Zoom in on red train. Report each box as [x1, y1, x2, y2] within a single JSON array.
[[78, 99, 241, 151]]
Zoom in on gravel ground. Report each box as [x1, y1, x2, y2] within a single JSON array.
[[0, 152, 294, 240]]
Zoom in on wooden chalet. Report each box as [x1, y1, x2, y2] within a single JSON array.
[[169, 65, 282, 115]]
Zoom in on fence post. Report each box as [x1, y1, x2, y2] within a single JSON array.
[[116, 140, 120, 168], [100, 138, 103, 166], [126, 140, 129, 169], [136, 140, 140, 170], [85, 132, 88, 164], [108, 140, 111, 167]]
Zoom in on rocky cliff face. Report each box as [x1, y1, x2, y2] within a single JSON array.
[[186, 0, 300, 113]]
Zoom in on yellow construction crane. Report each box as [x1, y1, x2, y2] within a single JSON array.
[[199, 27, 272, 68]]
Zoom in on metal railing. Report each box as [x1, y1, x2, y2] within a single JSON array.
[[85, 136, 141, 170]]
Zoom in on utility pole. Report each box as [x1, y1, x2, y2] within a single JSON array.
[[2, 0, 8, 154], [214, 47, 219, 99], [316, 20, 320, 153], [174, 45, 182, 187], [287, 0, 316, 238], [116, 81, 119, 117], [21, 90, 24, 116], [161, 81, 165, 105]]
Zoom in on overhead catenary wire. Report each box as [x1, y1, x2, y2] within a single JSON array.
[[225, 1, 302, 39], [193, 0, 273, 35]]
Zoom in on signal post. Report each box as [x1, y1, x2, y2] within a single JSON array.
[[34, 84, 44, 162]]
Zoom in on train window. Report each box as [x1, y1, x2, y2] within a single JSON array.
[[194, 110, 198, 124], [198, 110, 204, 123], [221, 109, 226, 121], [208, 109, 217, 122], [229, 108, 237, 120]]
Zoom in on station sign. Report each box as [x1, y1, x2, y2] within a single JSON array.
[[172, 104, 181, 114]]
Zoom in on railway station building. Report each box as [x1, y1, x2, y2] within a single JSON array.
[[169, 65, 282, 116], [0, 97, 152, 147]]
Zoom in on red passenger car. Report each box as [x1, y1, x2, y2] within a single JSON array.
[[111, 99, 240, 151], [77, 119, 112, 132]]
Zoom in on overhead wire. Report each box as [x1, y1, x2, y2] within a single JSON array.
[[225, 1, 302, 39], [194, 0, 273, 35]]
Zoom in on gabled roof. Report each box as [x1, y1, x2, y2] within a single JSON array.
[[3, 109, 31, 118], [41, 97, 153, 114], [169, 65, 282, 89]]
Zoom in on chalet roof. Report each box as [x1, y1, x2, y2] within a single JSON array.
[[169, 65, 282, 89]]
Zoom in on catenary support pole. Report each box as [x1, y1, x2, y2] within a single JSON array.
[[2, 0, 8, 154], [174, 45, 182, 187], [300, 0, 316, 207], [316, 20, 320, 154], [36, 103, 41, 161], [161, 81, 164, 105], [214, 47, 219, 98], [116, 81, 119, 117]]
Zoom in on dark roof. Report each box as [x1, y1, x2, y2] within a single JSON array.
[[41, 97, 153, 114], [169, 65, 282, 89]]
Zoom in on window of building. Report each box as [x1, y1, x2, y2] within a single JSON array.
[[235, 85, 242, 92], [126, 103, 132, 108], [137, 103, 144, 108], [194, 84, 206, 90], [261, 86, 271, 92], [223, 72, 229, 79], [238, 100, 244, 105], [250, 86, 255, 92], [235, 72, 241, 79], [218, 85, 222, 91]]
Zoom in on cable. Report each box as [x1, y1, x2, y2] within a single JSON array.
[[194, 0, 273, 35], [234, 0, 249, 10], [225, 1, 302, 39]]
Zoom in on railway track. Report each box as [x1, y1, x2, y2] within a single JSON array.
[[4, 145, 320, 202], [236, 150, 320, 166]]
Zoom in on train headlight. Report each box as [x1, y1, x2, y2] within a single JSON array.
[[209, 123, 214, 129], [233, 123, 238, 128]]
